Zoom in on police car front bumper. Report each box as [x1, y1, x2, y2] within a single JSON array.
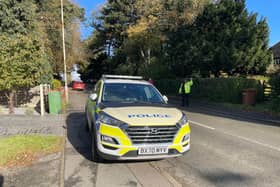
[[96, 123, 191, 160]]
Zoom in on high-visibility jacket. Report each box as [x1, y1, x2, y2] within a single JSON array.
[[179, 80, 193, 94]]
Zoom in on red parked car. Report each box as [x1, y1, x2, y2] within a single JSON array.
[[72, 81, 85, 91]]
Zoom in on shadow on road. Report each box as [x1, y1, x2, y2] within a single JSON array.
[[201, 169, 252, 186], [0, 175, 3, 187], [66, 112, 92, 161]]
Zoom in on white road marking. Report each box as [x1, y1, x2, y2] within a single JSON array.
[[189, 120, 280, 152], [222, 131, 280, 152], [189, 120, 215, 130]]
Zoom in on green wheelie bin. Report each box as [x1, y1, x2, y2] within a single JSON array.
[[48, 91, 62, 114]]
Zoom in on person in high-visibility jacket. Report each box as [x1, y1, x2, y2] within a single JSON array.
[[179, 78, 193, 107]]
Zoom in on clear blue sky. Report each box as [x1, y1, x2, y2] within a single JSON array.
[[77, 0, 279, 46]]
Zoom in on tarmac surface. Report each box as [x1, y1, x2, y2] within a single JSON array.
[[64, 90, 280, 187]]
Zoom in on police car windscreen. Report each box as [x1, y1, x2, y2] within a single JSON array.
[[102, 83, 164, 104]]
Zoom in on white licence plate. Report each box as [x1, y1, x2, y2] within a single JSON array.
[[138, 146, 168, 155]]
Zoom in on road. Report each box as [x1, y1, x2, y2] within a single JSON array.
[[64, 90, 280, 187]]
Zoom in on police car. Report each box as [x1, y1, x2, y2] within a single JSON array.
[[85, 75, 190, 161]]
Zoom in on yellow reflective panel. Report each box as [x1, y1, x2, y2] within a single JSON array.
[[99, 124, 132, 146], [169, 123, 191, 153], [99, 124, 138, 155], [173, 123, 190, 144]]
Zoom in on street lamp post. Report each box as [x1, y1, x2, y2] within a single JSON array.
[[60, 0, 69, 103]]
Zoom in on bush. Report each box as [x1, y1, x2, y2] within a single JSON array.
[[269, 74, 280, 96], [192, 78, 263, 103], [51, 79, 62, 90], [269, 74, 280, 112], [270, 98, 280, 112], [155, 77, 263, 104]]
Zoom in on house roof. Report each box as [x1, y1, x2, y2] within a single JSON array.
[[271, 41, 280, 58]]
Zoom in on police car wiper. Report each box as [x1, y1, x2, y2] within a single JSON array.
[[120, 100, 148, 104], [132, 101, 164, 104]]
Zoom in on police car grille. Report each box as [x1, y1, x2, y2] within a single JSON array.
[[125, 126, 178, 144]]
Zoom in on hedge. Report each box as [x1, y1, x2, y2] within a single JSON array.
[[154, 77, 263, 104], [269, 74, 280, 112], [269, 74, 280, 96], [154, 79, 181, 95]]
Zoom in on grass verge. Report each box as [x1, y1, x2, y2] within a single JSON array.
[[0, 135, 63, 168]]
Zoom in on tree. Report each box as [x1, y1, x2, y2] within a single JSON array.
[[168, 0, 271, 77], [0, 0, 36, 34], [124, 17, 162, 75], [66, 22, 88, 70], [85, 0, 271, 79], [0, 0, 52, 113], [86, 0, 206, 78], [92, 0, 138, 52], [0, 34, 50, 113], [35, 0, 85, 74], [132, 0, 206, 77], [83, 0, 139, 79], [0, 0, 85, 113]]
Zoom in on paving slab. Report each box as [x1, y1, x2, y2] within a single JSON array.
[[96, 163, 141, 187], [126, 162, 172, 187], [1, 153, 61, 187], [64, 91, 98, 187]]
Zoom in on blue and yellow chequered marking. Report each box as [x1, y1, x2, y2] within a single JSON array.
[[99, 123, 190, 156]]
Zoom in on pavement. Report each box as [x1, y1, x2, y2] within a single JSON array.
[[64, 90, 280, 187], [0, 115, 64, 137], [64, 91, 98, 187], [0, 114, 65, 187]]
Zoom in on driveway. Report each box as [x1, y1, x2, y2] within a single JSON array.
[[64, 90, 280, 187]]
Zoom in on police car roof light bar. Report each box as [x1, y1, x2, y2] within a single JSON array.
[[102, 75, 143, 80]]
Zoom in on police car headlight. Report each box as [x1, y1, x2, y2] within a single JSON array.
[[98, 112, 127, 127], [177, 113, 188, 127]]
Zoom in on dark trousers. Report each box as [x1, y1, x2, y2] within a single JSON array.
[[181, 93, 189, 107]]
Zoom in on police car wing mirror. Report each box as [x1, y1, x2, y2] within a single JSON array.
[[89, 93, 98, 101], [163, 95, 168, 103]]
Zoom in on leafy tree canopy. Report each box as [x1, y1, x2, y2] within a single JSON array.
[[0, 0, 36, 34], [84, 0, 271, 80], [35, 0, 86, 74], [0, 34, 48, 90]]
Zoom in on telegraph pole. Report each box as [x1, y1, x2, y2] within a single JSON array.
[[60, 0, 69, 103]]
